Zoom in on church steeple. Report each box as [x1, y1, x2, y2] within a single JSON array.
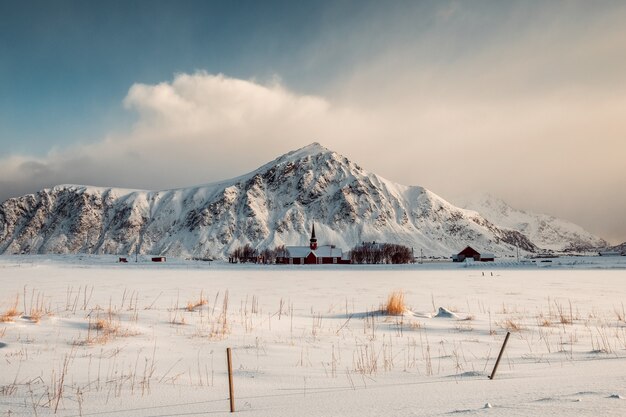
[[309, 223, 318, 250]]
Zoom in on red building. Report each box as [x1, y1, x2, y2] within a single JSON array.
[[276, 224, 351, 265], [452, 246, 494, 262]]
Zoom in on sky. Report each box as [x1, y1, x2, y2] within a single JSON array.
[[1, 0, 625, 244]]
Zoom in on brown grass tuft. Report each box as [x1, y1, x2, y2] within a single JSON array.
[[80, 316, 122, 344], [186, 298, 208, 312], [0, 308, 21, 322], [25, 309, 46, 323], [539, 318, 552, 327], [501, 318, 524, 332], [0, 295, 21, 322], [385, 291, 406, 315], [186, 290, 208, 312]]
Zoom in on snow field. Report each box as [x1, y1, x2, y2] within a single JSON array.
[[0, 257, 625, 416]]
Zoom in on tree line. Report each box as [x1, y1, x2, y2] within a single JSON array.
[[349, 242, 413, 264], [229, 244, 287, 263]]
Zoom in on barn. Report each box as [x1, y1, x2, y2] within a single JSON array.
[[452, 246, 495, 262], [276, 224, 351, 265]]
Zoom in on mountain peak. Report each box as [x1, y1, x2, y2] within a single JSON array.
[[300, 141, 328, 152], [283, 142, 333, 160]]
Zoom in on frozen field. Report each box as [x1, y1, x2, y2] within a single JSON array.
[[1, 255, 625, 416]]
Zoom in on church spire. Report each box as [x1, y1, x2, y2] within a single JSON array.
[[309, 223, 318, 250]]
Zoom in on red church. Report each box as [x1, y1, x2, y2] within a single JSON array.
[[276, 224, 351, 265]]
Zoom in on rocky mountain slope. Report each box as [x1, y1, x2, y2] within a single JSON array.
[[0, 143, 605, 259]]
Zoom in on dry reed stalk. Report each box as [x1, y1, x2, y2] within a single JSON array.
[[208, 290, 230, 339], [615, 303, 625, 322], [353, 342, 378, 375], [554, 300, 573, 325]]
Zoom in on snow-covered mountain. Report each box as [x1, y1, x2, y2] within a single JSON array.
[[0, 143, 604, 259], [461, 195, 607, 252], [606, 241, 626, 254]]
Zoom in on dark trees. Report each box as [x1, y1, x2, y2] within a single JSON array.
[[350, 242, 413, 264]]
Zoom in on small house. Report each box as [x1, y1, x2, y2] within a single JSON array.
[[452, 246, 494, 262]]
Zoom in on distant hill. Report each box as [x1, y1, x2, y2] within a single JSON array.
[[607, 242, 626, 254], [461, 194, 607, 252]]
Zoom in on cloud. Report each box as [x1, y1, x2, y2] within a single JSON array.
[[1, 67, 625, 243], [0, 72, 345, 198]]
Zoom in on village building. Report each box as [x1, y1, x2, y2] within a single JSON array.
[[276, 224, 351, 265], [452, 246, 495, 262]]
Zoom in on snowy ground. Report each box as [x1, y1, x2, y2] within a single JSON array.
[[1, 255, 625, 416]]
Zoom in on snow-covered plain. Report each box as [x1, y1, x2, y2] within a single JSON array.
[[1, 255, 625, 416]]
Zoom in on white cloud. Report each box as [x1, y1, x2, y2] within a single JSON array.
[[0, 72, 345, 197]]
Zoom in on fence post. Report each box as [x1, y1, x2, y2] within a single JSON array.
[[227, 347, 235, 412], [489, 331, 510, 380]]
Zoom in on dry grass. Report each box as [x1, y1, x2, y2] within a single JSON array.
[[186, 299, 207, 312], [24, 308, 46, 323], [170, 316, 186, 325], [455, 322, 474, 332], [385, 291, 406, 315], [0, 382, 18, 396], [0, 308, 20, 323], [0, 295, 21, 322], [186, 291, 208, 312], [555, 300, 574, 325], [408, 320, 422, 330], [501, 318, 524, 332], [538, 318, 553, 327], [615, 303, 625, 322], [75, 315, 123, 345], [91, 318, 117, 332]]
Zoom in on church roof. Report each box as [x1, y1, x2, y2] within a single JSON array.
[[285, 246, 311, 258], [285, 245, 343, 258]]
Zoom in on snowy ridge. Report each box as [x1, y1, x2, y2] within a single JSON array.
[[607, 241, 626, 254], [0, 143, 605, 258], [461, 194, 607, 252]]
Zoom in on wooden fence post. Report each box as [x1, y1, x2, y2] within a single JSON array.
[[489, 331, 510, 380], [227, 347, 235, 412]]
